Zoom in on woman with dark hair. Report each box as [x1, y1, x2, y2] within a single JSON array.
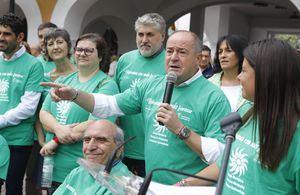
[[39, 33, 119, 194], [44, 28, 77, 81], [209, 34, 248, 111], [178, 39, 300, 194]]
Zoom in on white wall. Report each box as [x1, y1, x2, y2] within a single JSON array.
[[16, 0, 42, 44]]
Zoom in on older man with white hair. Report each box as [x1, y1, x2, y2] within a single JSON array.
[[53, 120, 131, 194]]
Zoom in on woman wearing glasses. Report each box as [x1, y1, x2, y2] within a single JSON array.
[[39, 33, 119, 194]]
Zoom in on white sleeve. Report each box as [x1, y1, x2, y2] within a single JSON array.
[[92, 93, 124, 118], [0, 91, 41, 129], [201, 136, 225, 164]]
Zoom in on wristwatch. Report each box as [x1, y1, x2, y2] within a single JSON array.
[[177, 126, 191, 140]]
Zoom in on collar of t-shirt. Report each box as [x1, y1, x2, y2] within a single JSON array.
[[178, 69, 202, 87], [0, 45, 26, 61]]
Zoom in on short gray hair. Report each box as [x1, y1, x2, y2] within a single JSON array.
[[135, 13, 166, 33], [113, 126, 124, 146]]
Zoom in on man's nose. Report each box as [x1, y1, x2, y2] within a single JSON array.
[[0, 33, 5, 40], [86, 138, 97, 149], [170, 51, 179, 60], [142, 35, 148, 43]]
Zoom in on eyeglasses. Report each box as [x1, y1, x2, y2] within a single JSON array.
[[74, 47, 95, 56]]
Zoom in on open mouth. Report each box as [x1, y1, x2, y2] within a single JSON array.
[[168, 65, 181, 72], [140, 45, 151, 50]]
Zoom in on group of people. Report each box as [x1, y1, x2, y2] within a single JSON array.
[[0, 11, 299, 195]]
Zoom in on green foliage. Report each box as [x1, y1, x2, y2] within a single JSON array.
[[274, 34, 300, 49]]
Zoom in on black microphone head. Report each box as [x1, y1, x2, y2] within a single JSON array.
[[220, 112, 241, 127], [220, 112, 242, 135], [104, 136, 136, 174], [166, 71, 177, 83]]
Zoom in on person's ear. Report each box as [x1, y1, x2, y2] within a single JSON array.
[[196, 52, 202, 66], [161, 32, 166, 42], [16, 32, 24, 43], [116, 146, 123, 159]]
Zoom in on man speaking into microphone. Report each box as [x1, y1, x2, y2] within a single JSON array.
[[42, 31, 231, 185]]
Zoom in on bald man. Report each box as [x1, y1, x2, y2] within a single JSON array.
[[53, 120, 131, 194]]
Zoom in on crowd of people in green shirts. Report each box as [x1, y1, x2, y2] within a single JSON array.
[[0, 12, 299, 195]]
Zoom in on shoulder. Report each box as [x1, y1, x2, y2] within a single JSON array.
[[98, 72, 118, 88], [112, 162, 131, 176], [197, 76, 225, 97], [237, 101, 253, 116], [21, 52, 40, 63], [118, 50, 139, 62], [208, 72, 222, 86], [66, 166, 86, 179], [55, 71, 78, 84], [138, 74, 164, 89]]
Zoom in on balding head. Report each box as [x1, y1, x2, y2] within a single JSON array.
[[83, 120, 124, 164], [168, 30, 202, 52], [165, 30, 202, 84]]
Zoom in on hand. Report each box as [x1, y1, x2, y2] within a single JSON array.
[[54, 124, 76, 144], [68, 123, 83, 141], [40, 82, 77, 102], [40, 140, 58, 156], [156, 103, 183, 134]]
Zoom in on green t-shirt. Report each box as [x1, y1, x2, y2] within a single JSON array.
[[53, 162, 131, 195], [220, 103, 300, 194], [42, 71, 119, 183], [115, 75, 231, 184], [36, 55, 56, 102], [114, 49, 166, 160], [0, 52, 44, 145], [0, 135, 10, 180], [35, 55, 56, 140], [36, 55, 56, 83]]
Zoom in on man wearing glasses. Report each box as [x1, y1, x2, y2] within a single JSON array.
[[53, 120, 131, 194], [39, 33, 119, 193]]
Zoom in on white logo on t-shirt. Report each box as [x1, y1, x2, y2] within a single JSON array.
[[0, 79, 9, 94], [229, 147, 248, 177], [153, 117, 167, 133], [130, 78, 142, 88], [0, 78, 9, 101], [149, 117, 169, 146], [56, 100, 71, 124]]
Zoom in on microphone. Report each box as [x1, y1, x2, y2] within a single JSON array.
[[104, 136, 136, 174], [220, 112, 242, 136], [215, 112, 242, 195], [138, 167, 217, 195], [159, 71, 177, 125]]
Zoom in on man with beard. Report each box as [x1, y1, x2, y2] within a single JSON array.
[[114, 13, 166, 177], [0, 13, 44, 194]]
